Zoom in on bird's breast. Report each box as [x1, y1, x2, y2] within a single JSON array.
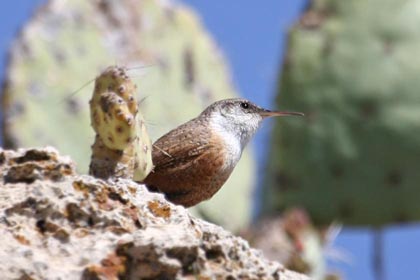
[[210, 123, 242, 172]]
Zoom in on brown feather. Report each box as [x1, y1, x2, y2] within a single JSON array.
[[143, 118, 233, 207]]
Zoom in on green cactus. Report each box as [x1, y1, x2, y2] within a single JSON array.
[[262, 0, 420, 226], [89, 66, 153, 180], [1, 0, 255, 231]]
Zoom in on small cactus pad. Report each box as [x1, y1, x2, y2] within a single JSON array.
[[262, 0, 420, 226], [90, 66, 138, 150], [89, 66, 153, 181]]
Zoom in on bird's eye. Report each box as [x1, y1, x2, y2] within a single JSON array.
[[240, 102, 249, 109]]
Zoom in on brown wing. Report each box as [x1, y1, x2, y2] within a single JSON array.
[[143, 120, 230, 207], [149, 119, 212, 173]]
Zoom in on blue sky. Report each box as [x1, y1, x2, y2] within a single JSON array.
[[1, 1, 420, 280]]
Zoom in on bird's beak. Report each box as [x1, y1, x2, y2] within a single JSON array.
[[260, 109, 305, 118]]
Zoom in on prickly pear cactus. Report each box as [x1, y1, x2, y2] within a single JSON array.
[[245, 209, 337, 280], [1, 0, 255, 231], [262, 0, 420, 226], [89, 66, 153, 180], [90, 67, 138, 151]]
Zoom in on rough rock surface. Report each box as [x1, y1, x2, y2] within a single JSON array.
[[0, 147, 308, 280]]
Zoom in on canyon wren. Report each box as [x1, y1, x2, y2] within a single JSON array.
[[142, 98, 304, 207]]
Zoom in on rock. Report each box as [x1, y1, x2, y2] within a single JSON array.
[[0, 147, 308, 280]]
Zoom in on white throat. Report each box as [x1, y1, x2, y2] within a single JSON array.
[[209, 112, 260, 170]]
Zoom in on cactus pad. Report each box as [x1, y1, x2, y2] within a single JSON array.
[[262, 0, 420, 226], [89, 66, 153, 181], [90, 67, 138, 150]]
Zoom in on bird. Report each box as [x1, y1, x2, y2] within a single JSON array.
[[142, 98, 304, 207]]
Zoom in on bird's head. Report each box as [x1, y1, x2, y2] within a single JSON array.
[[203, 98, 304, 148]]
